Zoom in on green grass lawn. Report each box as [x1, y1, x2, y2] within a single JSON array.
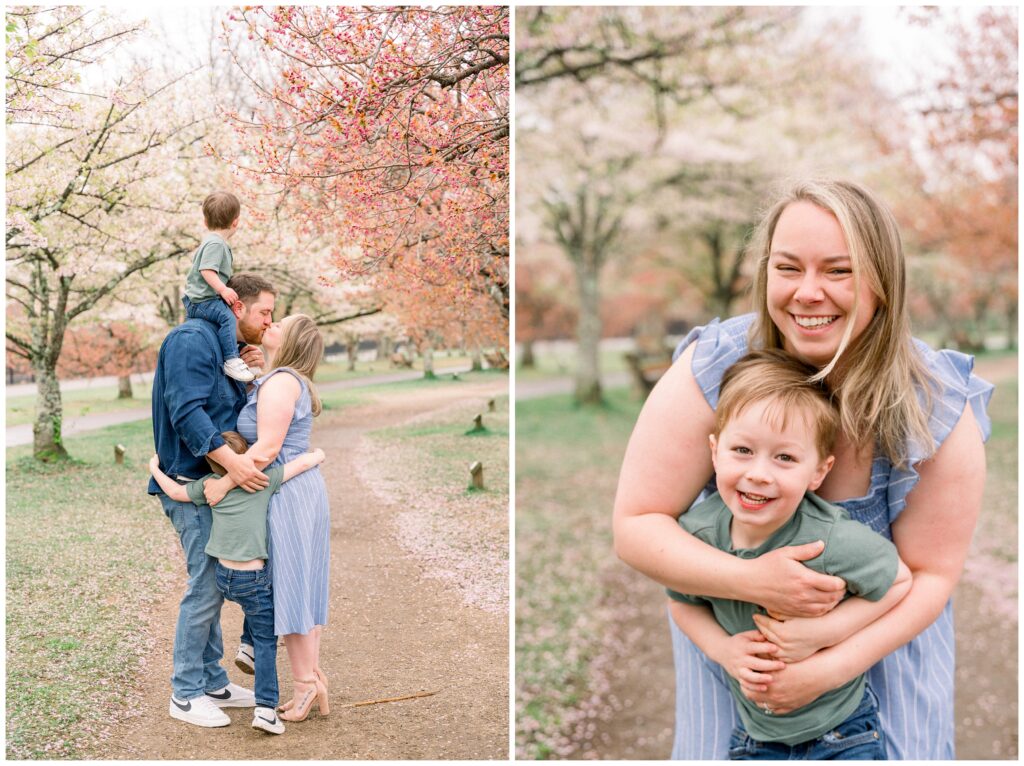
[[6, 419, 172, 759], [515, 386, 646, 758], [515, 371, 1018, 759]]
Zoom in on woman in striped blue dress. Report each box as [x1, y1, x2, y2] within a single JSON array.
[[236, 314, 331, 722], [613, 179, 993, 758]]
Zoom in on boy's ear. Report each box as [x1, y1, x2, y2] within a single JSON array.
[[807, 454, 836, 492], [708, 433, 718, 469]]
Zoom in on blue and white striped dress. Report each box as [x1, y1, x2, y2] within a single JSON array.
[[236, 367, 330, 636], [668, 314, 993, 759]]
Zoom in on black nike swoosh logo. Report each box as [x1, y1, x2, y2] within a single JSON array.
[[207, 689, 231, 700], [256, 714, 278, 725], [172, 698, 192, 712]]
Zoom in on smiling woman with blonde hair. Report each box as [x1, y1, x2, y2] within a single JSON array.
[[613, 179, 993, 758]]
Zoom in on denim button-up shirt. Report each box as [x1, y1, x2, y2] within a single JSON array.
[[149, 319, 247, 495]]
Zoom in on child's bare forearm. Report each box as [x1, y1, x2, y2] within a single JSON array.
[[200, 269, 228, 296], [812, 559, 913, 648], [149, 457, 190, 503], [668, 600, 730, 665], [282, 449, 325, 482]]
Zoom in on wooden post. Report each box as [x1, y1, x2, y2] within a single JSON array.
[[488, 398, 495, 412], [466, 414, 487, 435], [469, 461, 484, 490], [114, 444, 126, 465]]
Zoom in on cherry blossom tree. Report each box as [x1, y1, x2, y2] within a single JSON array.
[[6, 7, 209, 460], [220, 6, 510, 337]]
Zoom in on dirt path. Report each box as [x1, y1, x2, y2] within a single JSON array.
[[107, 380, 508, 759]]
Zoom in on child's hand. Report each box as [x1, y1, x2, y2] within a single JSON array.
[[311, 448, 326, 464], [718, 630, 785, 692], [752, 613, 831, 663], [220, 287, 239, 306], [149, 454, 160, 475]]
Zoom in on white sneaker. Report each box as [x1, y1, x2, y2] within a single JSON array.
[[252, 706, 285, 735], [235, 643, 255, 675], [206, 682, 256, 708], [169, 694, 231, 727], [223, 358, 256, 382]]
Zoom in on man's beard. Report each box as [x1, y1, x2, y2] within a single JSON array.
[[238, 316, 265, 345]]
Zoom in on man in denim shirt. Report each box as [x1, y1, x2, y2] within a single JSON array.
[[150, 272, 276, 727]]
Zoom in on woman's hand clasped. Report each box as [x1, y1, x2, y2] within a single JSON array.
[[751, 541, 846, 618], [740, 649, 836, 716]]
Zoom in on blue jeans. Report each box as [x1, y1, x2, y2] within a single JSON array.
[[160, 495, 252, 700], [183, 295, 238, 362], [215, 563, 278, 708], [729, 687, 886, 760]]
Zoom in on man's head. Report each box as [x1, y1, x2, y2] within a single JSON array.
[[226, 273, 276, 345], [710, 349, 839, 543], [205, 431, 249, 475], [202, 191, 241, 232]]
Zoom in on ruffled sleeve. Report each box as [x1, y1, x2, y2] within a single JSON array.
[[886, 342, 995, 521], [672, 314, 755, 410]]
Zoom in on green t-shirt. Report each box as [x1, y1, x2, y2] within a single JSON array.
[[186, 464, 284, 562], [667, 491, 898, 746], [185, 233, 233, 302]]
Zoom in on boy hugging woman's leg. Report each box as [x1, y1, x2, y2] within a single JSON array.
[[183, 191, 257, 383], [668, 349, 912, 760]]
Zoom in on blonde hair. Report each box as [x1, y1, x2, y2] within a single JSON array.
[[272, 314, 323, 416], [206, 431, 249, 475], [716, 350, 839, 460], [748, 179, 936, 467]]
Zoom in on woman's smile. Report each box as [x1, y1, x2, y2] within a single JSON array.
[[766, 201, 878, 367]]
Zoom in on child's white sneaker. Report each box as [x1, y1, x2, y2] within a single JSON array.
[[223, 358, 256, 382], [235, 643, 255, 675], [252, 706, 285, 734]]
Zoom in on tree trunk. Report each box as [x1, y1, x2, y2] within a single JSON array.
[[117, 374, 133, 399], [471, 345, 483, 372], [422, 343, 436, 379], [1007, 303, 1018, 350], [520, 340, 536, 368], [574, 253, 603, 405], [32, 361, 69, 461], [346, 340, 358, 372]]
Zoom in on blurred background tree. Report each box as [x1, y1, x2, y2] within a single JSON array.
[[516, 5, 1017, 405]]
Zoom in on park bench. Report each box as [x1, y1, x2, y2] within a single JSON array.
[[624, 350, 674, 396], [390, 352, 413, 369], [484, 350, 509, 370]]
